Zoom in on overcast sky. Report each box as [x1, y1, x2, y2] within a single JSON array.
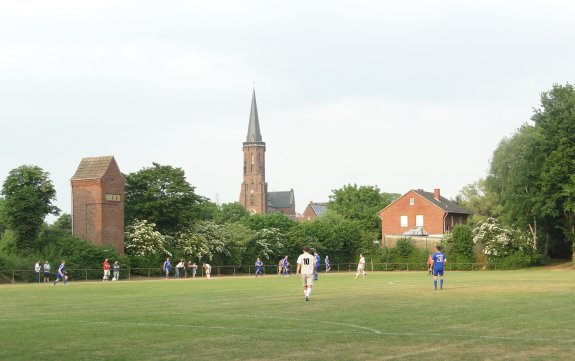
[[1, 1, 575, 222]]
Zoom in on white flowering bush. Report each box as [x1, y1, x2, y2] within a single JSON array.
[[125, 219, 171, 257], [174, 221, 230, 261], [472, 217, 533, 257], [249, 227, 284, 260]]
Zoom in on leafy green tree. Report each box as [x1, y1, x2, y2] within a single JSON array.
[[328, 184, 399, 234], [0, 198, 7, 235], [124, 163, 207, 235], [243, 227, 285, 265], [444, 224, 474, 263], [456, 179, 499, 221], [174, 221, 230, 263], [241, 212, 297, 234], [50, 213, 72, 234], [532, 83, 575, 261], [1, 165, 60, 251], [216, 202, 249, 224]]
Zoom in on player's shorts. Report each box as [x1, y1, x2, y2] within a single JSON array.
[[300, 273, 313, 287], [44, 271, 50, 276], [255, 268, 262, 274], [357, 264, 365, 272], [104, 270, 110, 276], [433, 269, 444, 276]]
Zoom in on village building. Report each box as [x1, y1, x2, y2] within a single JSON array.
[[301, 201, 328, 221], [239, 90, 296, 219], [70, 156, 125, 254], [378, 188, 471, 250]]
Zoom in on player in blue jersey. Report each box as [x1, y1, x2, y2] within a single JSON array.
[[163, 257, 171, 279], [313, 251, 320, 280], [255, 258, 263, 277], [432, 245, 446, 290], [324, 255, 331, 274], [52, 260, 67, 286], [282, 255, 289, 276]]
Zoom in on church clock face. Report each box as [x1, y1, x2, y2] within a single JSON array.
[[250, 189, 254, 194]]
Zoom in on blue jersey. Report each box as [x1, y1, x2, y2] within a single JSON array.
[[325, 257, 330, 267], [57, 263, 65, 277], [255, 260, 263, 268], [315, 255, 320, 269], [164, 260, 171, 271], [432, 252, 446, 270]]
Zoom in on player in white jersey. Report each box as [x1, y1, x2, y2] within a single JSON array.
[[355, 254, 366, 279], [296, 246, 316, 301]]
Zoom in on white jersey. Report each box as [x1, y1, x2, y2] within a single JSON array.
[[297, 252, 316, 275]]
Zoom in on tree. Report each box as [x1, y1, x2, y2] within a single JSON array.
[[124, 219, 170, 258], [1, 165, 60, 250], [240, 212, 297, 234], [216, 202, 249, 224], [124, 163, 207, 235], [444, 224, 474, 263], [532, 84, 575, 261], [50, 213, 72, 234], [456, 179, 499, 220], [328, 184, 399, 234]]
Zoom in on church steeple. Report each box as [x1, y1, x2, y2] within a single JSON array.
[[240, 89, 267, 214], [245, 89, 263, 143]]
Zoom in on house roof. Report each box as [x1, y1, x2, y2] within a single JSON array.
[[268, 190, 294, 209], [310, 202, 328, 217], [245, 89, 263, 143], [402, 226, 429, 236], [71, 156, 118, 180], [412, 189, 472, 214]]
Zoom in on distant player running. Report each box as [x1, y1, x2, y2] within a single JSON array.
[[255, 258, 263, 277], [432, 245, 446, 290], [314, 251, 320, 281], [324, 255, 331, 274], [355, 254, 366, 279], [52, 260, 67, 286], [296, 246, 316, 301]]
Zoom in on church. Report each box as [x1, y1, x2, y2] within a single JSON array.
[[239, 90, 296, 219]]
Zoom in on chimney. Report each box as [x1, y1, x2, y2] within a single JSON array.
[[434, 188, 441, 201]]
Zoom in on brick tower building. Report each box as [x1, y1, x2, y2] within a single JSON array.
[[240, 90, 268, 214], [239, 90, 297, 218], [71, 156, 125, 254]]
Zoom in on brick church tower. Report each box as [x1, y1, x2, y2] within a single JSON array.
[[240, 90, 268, 214], [71, 156, 125, 254]]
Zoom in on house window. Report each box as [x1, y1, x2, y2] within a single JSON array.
[[409, 197, 414, 205], [416, 215, 424, 227], [400, 215, 408, 227]]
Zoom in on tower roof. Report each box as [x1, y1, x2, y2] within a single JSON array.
[[245, 89, 263, 143], [71, 156, 122, 180]]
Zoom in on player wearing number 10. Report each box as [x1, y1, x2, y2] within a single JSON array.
[[296, 246, 316, 301], [432, 245, 446, 290]]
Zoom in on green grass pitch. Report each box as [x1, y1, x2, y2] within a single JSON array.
[[1, 269, 574, 360]]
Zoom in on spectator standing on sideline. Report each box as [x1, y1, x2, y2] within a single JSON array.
[[102, 259, 110, 282], [43, 261, 51, 283], [34, 261, 41, 283], [278, 257, 283, 275], [187, 261, 198, 278], [175, 259, 185, 278], [427, 254, 434, 275], [163, 257, 171, 279], [296, 246, 316, 301], [324, 255, 331, 274], [113, 261, 120, 280], [52, 260, 67, 286]]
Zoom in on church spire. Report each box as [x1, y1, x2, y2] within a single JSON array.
[[245, 89, 263, 143]]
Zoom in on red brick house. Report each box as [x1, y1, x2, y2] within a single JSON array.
[[378, 188, 471, 247], [301, 202, 328, 221], [71, 156, 125, 254]]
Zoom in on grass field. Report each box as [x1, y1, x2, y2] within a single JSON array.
[[1, 269, 574, 360]]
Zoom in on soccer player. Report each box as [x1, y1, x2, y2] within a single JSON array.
[[296, 246, 316, 301], [324, 255, 331, 274], [203, 262, 212, 279], [282, 255, 289, 276], [255, 257, 263, 277], [427, 254, 433, 275], [52, 260, 67, 286], [432, 245, 446, 290], [355, 254, 366, 279], [102, 258, 110, 282], [163, 257, 171, 279], [313, 251, 320, 281], [113, 261, 120, 281]]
